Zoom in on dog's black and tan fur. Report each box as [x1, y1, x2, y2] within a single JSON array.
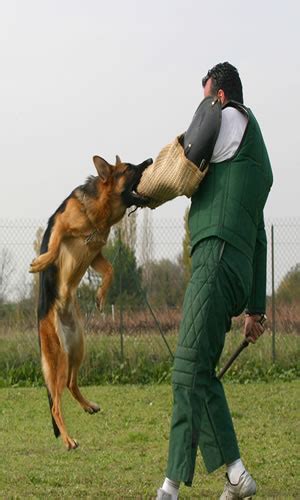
[[30, 155, 151, 450]]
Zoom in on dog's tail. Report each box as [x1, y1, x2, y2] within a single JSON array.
[[47, 389, 60, 438]]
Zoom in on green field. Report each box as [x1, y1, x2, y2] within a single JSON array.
[[1, 382, 299, 498]]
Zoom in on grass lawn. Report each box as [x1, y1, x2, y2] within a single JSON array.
[[0, 382, 299, 498]]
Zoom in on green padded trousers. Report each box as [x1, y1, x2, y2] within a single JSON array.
[[166, 237, 253, 486]]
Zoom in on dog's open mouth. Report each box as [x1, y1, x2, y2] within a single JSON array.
[[130, 178, 145, 198], [125, 182, 149, 207], [122, 158, 153, 208]]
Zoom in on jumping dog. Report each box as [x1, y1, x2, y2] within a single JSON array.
[[30, 154, 152, 449]]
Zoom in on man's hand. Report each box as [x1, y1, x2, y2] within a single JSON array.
[[244, 314, 266, 344]]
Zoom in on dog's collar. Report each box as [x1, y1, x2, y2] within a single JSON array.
[[75, 190, 107, 246], [84, 229, 106, 245]]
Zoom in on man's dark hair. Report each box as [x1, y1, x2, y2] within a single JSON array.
[[202, 62, 244, 104]]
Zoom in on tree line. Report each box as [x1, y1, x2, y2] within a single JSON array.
[[0, 210, 299, 320]]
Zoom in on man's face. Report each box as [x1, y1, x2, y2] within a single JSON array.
[[203, 77, 214, 98], [203, 77, 226, 104]]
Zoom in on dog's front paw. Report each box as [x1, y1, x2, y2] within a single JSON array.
[[29, 258, 40, 273], [29, 254, 52, 273]]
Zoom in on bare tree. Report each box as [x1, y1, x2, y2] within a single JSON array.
[[0, 248, 15, 303], [115, 210, 137, 251], [33, 226, 44, 256], [31, 226, 45, 304], [140, 208, 154, 290]]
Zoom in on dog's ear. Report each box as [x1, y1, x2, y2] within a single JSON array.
[[115, 155, 122, 165], [93, 156, 111, 183]]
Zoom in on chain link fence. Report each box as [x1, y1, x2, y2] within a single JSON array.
[[0, 215, 299, 383]]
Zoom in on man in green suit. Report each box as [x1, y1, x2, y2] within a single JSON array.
[[157, 62, 273, 500]]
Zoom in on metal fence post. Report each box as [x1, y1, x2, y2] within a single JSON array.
[[118, 230, 124, 362], [271, 224, 276, 363]]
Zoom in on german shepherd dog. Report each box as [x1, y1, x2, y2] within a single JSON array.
[[30, 154, 152, 450]]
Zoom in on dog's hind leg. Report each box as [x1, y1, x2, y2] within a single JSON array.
[[67, 333, 101, 413], [67, 361, 100, 414], [91, 252, 113, 311], [59, 304, 100, 414], [39, 312, 79, 450]]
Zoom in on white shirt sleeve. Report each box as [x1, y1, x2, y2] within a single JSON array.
[[211, 106, 248, 163]]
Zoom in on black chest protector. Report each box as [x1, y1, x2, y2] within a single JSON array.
[[183, 96, 222, 171]]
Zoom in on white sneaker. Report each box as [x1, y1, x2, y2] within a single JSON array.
[[156, 488, 173, 500], [219, 471, 257, 499]]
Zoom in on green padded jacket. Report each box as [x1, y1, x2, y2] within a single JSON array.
[[188, 103, 273, 313]]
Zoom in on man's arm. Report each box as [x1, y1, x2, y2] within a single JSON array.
[[246, 213, 267, 315], [244, 214, 267, 343]]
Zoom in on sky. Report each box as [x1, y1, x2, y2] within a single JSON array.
[[0, 0, 300, 225]]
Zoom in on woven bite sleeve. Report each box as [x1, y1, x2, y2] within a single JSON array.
[[137, 136, 208, 208]]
